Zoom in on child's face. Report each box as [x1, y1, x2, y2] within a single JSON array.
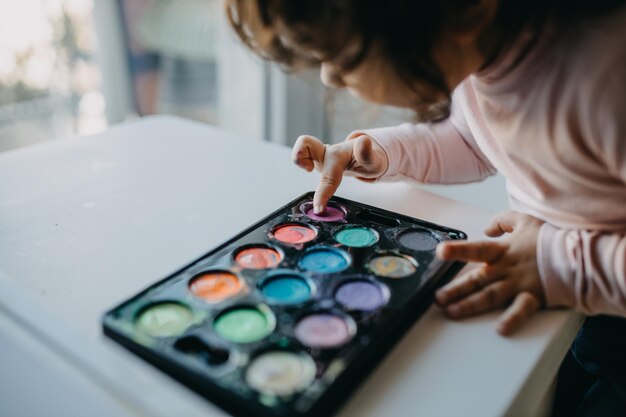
[[319, 35, 483, 110], [320, 56, 417, 108]]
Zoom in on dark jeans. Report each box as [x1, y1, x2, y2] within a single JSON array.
[[552, 315, 626, 417]]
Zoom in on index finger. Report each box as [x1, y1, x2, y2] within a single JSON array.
[[313, 148, 346, 213], [437, 241, 508, 263]]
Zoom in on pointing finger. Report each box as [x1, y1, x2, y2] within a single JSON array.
[[313, 147, 349, 214], [437, 241, 508, 263]]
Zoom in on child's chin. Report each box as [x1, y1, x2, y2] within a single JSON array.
[[347, 87, 411, 109]]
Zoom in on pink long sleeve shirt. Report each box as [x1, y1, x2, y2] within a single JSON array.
[[362, 9, 626, 315]]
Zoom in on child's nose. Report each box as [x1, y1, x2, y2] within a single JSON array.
[[320, 63, 346, 88]]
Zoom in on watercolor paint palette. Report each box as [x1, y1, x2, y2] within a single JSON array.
[[102, 192, 467, 417]]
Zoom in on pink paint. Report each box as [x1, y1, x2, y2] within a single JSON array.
[[294, 313, 353, 348]]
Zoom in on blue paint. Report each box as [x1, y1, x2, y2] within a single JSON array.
[[261, 275, 312, 304], [299, 247, 350, 273]]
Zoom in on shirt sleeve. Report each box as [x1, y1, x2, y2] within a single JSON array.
[[537, 54, 626, 316], [355, 86, 497, 184], [538, 224, 626, 316], [589, 52, 626, 185]]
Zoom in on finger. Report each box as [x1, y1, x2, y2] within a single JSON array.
[[435, 265, 505, 306], [292, 135, 326, 172], [437, 240, 508, 263], [313, 149, 348, 214], [484, 211, 525, 237], [352, 135, 386, 177], [353, 135, 373, 164], [442, 279, 516, 319], [496, 292, 541, 336]]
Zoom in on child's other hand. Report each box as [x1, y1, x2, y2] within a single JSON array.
[[434, 211, 546, 336], [292, 133, 388, 214]]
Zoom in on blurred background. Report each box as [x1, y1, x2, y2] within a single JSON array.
[[0, 0, 506, 211]]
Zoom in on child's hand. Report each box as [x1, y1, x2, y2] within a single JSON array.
[[292, 133, 388, 213], [435, 211, 546, 336]]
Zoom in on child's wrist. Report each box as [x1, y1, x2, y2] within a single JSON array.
[[536, 223, 576, 309]]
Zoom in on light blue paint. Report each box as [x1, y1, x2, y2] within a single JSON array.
[[299, 247, 349, 273], [260, 275, 311, 304]]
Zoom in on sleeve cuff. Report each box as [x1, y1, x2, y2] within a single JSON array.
[[537, 223, 577, 308], [358, 125, 413, 181]]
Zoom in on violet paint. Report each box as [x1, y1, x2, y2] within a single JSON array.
[[294, 313, 353, 348], [335, 281, 387, 311]]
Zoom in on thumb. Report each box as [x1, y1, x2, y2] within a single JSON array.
[[354, 135, 375, 165], [484, 211, 526, 237], [351, 135, 387, 178]]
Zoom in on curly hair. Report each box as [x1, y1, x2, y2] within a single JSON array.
[[226, 0, 625, 121]]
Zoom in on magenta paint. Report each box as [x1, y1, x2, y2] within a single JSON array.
[[304, 206, 345, 222]]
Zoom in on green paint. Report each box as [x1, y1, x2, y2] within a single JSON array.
[[135, 302, 194, 337], [334, 227, 378, 247], [214, 308, 272, 343]]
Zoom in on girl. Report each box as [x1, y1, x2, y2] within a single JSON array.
[[225, 1, 626, 415]]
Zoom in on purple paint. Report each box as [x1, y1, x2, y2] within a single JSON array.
[[335, 281, 387, 311], [294, 313, 353, 348], [305, 206, 345, 222]]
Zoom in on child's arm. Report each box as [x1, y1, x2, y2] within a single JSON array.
[[293, 86, 497, 213], [539, 227, 626, 315], [359, 93, 496, 185], [435, 215, 626, 335], [539, 65, 626, 315], [435, 65, 626, 333]]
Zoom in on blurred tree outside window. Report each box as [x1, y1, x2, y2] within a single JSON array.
[[0, 0, 106, 153]]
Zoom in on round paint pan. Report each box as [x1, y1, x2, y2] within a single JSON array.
[[245, 350, 316, 396], [270, 222, 318, 245], [332, 225, 379, 248], [294, 311, 356, 349], [300, 202, 347, 223], [213, 305, 276, 344], [259, 272, 315, 305], [334, 279, 390, 311], [298, 246, 351, 274], [135, 301, 194, 338], [189, 270, 244, 303], [396, 228, 440, 252], [233, 244, 283, 269], [367, 252, 418, 278], [173, 336, 232, 368]]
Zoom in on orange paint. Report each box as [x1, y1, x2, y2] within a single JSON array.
[[189, 271, 244, 302], [235, 247, 282, 269]]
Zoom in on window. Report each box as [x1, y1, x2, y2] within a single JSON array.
[[0, 0, 105, 153]]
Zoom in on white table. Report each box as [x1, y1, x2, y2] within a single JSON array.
[[0, 116, 582, 417]]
